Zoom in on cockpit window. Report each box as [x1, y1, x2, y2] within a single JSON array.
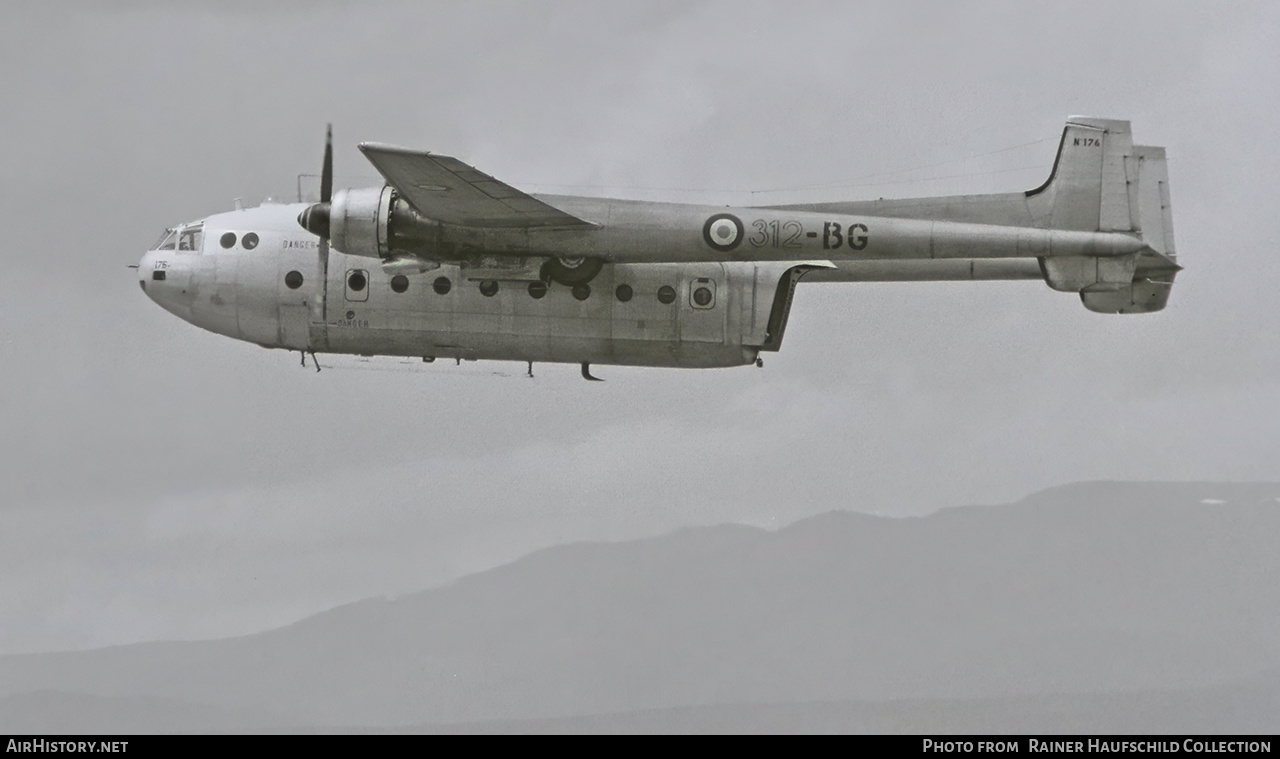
[[177, 224, 204, 252], [152, 229, 177, 251]]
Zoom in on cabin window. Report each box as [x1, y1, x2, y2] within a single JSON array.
[[690, 278, 716, 309], [479, 280, 499, 297], [657, 285, 676, 304], [527, 281, 548, 299], [220, 232, 237, 249], [433, 276, 451, 295], [390, 275, 409, 293], [285, 271, 304, 289], [615, 284, 633, 302], [242, 232, 259, 250], [345, 269, 369, 302], [572, 284, 591, 301]]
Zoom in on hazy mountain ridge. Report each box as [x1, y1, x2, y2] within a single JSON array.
[[0, 691, 318, 735], [5, 670, 1278, 734], [415, 668, 1280, 735], [2, 481, 1277, 732]]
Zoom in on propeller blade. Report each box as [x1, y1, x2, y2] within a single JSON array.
[[298, 124, 334, 238], [320, 123, 333, 204]]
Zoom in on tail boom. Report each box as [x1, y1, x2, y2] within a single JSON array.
[[765, 116, 1179, 313]]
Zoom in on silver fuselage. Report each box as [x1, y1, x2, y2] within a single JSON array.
[[139, 119, 1179, 370], [139, 200, 1051, 369]]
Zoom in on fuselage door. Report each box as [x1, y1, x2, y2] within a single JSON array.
[[679, 270, 725, 343], [277, 260, 313, 352]]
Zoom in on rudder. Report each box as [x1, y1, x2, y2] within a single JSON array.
[[1078, 143, 1178, 313]]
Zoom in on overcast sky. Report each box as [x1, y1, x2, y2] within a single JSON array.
[[1, 0, 1277, 654]]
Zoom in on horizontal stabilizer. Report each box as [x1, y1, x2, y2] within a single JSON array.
[[358, 143, 593, 229], [1079, 278, 1175, 313]]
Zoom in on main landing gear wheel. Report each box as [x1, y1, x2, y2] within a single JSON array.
[[541, 256, 603, 286]]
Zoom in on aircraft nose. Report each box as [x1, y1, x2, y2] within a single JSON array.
[[138, 251, 156, 295], [137, 250, 196, 321], [138, 250, 174, 298]]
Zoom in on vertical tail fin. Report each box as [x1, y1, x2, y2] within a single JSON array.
[[1026, 116, 1135, 233], [1031, 117, 1179, 313]]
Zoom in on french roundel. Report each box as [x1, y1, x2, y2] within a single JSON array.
[[702, 213, 743, 252]]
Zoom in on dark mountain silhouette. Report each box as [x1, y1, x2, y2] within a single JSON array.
[[2, 481, 1277, 732]]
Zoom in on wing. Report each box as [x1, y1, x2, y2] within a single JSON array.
[[358, 143, 593, 229]]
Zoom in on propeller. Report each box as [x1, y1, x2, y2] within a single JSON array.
[[297, 124, 333, 238], [300, 125, 333, 364]]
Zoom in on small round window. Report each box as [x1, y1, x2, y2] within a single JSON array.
[[242, 232, 259, 250], [615, 284, 633, 302], [347, 271, 367, 292], [693, 286, 713, 306], [390, 275, 409, 293], [220, 232, 237, 249], [433, 276, 451, 295], [657, 285, 677, 304], [527, 281, 548, 299], [572, 283, 591, 301], [284, 270, 304, 289], [479, 280, 499, 297]]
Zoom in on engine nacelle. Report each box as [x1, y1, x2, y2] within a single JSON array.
[[329, 186, 441, 259], [330, 186, 391, 258]]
